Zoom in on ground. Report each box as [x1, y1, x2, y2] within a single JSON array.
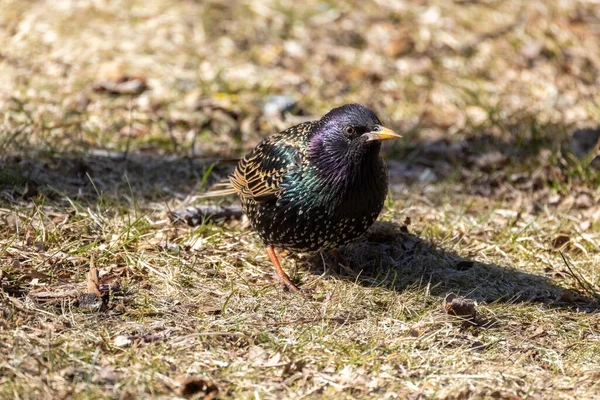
[[1, 0, 600, 399]]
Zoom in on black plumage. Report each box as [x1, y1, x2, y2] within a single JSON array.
[[206, 104, 401, 291]]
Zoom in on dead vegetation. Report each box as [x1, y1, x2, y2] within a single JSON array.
[[1, 0, 600, 398]]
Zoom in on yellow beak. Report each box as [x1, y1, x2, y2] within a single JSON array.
[[364, 126, 402, 142]]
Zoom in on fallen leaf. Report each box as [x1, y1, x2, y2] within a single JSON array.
[[119, 389, 136, 400], [86, 256, 102, 296], [75, 255, 110, 311], [442, 293, 477, 319], [409, 327, 422, 338], [180, 376, 218, 400], [528, 326, 547, 339], [51, 214, 69, 224], [92, 76, 148, 95], [552, 234, 570, 249], [558, 289, 588, 304]]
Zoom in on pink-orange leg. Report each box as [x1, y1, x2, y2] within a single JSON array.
[[266, 246, 300, 292], [329, 249, 342, 259], [329, 249, 348, 267], [328, 249, 354, 275]]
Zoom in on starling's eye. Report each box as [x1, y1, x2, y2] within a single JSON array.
[[344, 126, 355, 136]]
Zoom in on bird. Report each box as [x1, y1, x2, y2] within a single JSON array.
[[203, 104, 401, 291]]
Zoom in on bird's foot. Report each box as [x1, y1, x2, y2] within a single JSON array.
[[328, 249, 354, 275], [266, 246, 300, 292]]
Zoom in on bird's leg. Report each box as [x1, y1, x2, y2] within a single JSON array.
[[329, 249, 342, 261], [329, 249, 346, 267], [266, 246, 300, 292], [329, 249, 353, 275]]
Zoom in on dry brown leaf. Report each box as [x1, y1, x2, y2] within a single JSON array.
[[179, 376, 218, 400], [552, 234, 571, 249], [51, 214, 69, 225], [409, 327, 422, 338], [528, 326, 547, 339], [92, 76, 148, 95], [86, 256, 102, 297], [118, 389, 136, 400], [76, 255, 107, 311], [442, 293, 477, 319]]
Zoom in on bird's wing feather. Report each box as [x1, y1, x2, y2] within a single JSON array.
[[230, 121, 317, 203], [231, 140, 300, 203]]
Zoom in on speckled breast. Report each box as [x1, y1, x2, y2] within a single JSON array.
[[244, 189, 386, 252]]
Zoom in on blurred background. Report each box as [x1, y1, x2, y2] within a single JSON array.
[[0, 0, 599, 202]]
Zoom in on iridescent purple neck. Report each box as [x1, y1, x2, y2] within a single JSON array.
[[308, 129, 382, 187]]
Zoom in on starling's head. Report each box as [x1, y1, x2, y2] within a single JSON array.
[[309, 104, 401, 177]]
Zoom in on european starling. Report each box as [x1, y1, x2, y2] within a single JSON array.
[[204, 104, 401, 291]]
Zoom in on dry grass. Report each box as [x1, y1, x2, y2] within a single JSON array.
[[1, 0, 600, 398]]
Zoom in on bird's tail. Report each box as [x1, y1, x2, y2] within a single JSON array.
[[197, 180, 238, 199], [197, 188, 237, 198]]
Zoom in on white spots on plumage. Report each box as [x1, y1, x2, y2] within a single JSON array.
[[238, 114, 388, 252]]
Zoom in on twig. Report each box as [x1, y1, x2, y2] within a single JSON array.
[[254, 316, 365, 327], [560, 251, 600, 300]]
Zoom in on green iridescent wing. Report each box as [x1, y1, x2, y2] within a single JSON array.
[[230, 121, 317, 203]]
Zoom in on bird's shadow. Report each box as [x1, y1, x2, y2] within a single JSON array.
[[304, 221, 600, 313], [0, 151, 224, 205]]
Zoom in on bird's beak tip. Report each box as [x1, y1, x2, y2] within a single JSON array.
[[365, 126, 402, 142]]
